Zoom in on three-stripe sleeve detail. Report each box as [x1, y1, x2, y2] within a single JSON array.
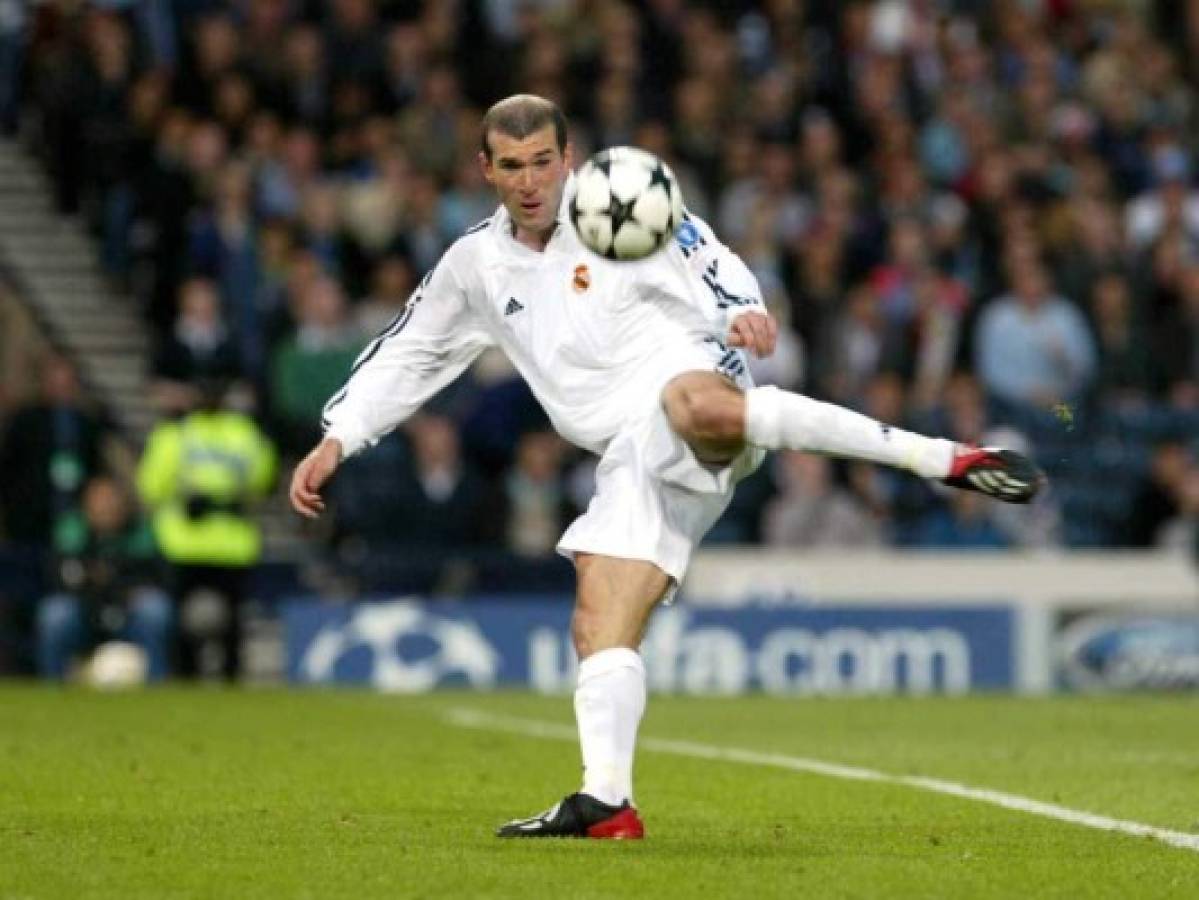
[[321, 276, 430, 428], [700, 258, 758, 310]]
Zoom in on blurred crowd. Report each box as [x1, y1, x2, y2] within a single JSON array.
[[2, 0, 1199, 675]]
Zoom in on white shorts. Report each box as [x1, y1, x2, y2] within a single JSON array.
[[556, 399, 764, 587]]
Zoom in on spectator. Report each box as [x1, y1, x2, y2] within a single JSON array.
[[271, 274, 365, 454], [355, 253, 415, 337], [1153, 263, 1199, 407], [402, 170, 451, 273], [763, 451, 883, 548], [869, 217, 933, 326], [926, 193, 980, 295], [115, 72, 172, 283], [1057, 196, 1127, 308], [246, 217, 298, 378], [257, 125, 321, 221], [918, 372, 990, 449], [395, 63, 469, 180], [1125, 145, 1199, 250], [439, 151, 498, 238], [1127, 442, 1192, 548], [1138, 225, 1192, 323], [36, 475, 171, 681], [906, 268, 970, 408], [187, 160, 263, 375], [401, 413, 493, 548], [1087, 271, 1153, 406], [867, 217, 969, 406], [150, 277, 242, 416], [820, 282, 887, 408], [176, 12, 241, 116], [297, 181, 346, 277], [135, 107, 198, 335], [975, 255, 1096, 410], [797, 108, 845, 190], [502, 430, 575, 557], [589, 72, 639, 150], [0, 0, 24, 135], [240, 0, 292, 95], [910, 490, 1013, 550], [0, 354, 110, 550], [277, 25, 329, 129], [785, 224, 848, 396], [717, 138, 809, 251], [212, 71, 257, 146], [324, 0, 385, 85], [342, 147, 410, 264], [375, 21, 426, 115], [672, 76, 724, 200], [329, 413, 492, 553], [1156, 466, 1199, 555]]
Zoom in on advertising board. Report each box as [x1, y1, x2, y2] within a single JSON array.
[[1055, 610, 1199, 691], [284, 597, 1015, 694]]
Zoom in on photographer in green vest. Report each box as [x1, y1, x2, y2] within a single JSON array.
[[136, 379, 275, 679]]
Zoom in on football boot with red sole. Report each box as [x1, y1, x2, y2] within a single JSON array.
[[944, 446, 1045, 504], [496, 792, 645, 839]]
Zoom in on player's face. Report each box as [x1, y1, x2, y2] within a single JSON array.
[[480, 125, 572, 242]]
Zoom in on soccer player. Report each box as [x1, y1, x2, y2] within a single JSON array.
[[289, 95, 1043, 839]]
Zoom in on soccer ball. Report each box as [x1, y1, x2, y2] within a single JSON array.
[[87, 641, 148, 689], [570, 147, 684, 260]]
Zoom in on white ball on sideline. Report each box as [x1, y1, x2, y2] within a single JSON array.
[[88, 641, 149, 689]]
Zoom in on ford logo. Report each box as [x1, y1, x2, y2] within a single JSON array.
[[1058, 616, 1199, 691]]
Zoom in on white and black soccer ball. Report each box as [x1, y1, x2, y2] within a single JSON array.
[[570, 147, 684, 260], [87, 641, 148, 689]]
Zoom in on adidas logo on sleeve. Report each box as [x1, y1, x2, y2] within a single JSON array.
[[504, 297, 525, 316]]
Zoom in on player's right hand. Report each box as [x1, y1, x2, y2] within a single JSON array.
[[289, 437, 343, 519], [727, 309, 778, 358]]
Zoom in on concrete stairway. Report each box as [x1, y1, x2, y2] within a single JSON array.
[[0, 139, 155, 438], [0, 139, 304, 558]]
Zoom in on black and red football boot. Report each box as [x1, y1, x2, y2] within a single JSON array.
[[496, 793, 645, 839], [943, 445, 1045, 504]]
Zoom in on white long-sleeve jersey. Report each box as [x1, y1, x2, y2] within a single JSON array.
[[322, 190, 765, 458]]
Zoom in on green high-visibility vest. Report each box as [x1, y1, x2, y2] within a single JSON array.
[[136, 411, 277, 566]]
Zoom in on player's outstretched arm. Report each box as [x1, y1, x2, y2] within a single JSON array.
[[727, 309, 778, 358], [663, 212, 776, 358], [289, 436, 342, 519]]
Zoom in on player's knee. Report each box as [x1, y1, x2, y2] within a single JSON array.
[[661, 378, 743, 444]]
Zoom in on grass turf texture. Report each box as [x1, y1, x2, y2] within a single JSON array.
[[2, 688, 1198, 899]]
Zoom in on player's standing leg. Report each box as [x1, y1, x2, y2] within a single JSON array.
[[496, 552, 665, 839], [662, 372, 1044, 502]]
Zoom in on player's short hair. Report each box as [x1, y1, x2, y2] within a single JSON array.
[[480, 94, 567, 160]]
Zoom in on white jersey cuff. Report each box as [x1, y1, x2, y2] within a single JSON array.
[[324, 420, 371, 459]]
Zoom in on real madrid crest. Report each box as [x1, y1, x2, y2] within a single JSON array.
[[572, 264, 591, 293]]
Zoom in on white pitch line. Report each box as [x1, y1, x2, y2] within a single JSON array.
[[445, 707, 1199, 854]]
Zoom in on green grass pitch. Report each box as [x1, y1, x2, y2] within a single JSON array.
[[3, 687, 1199, 899]]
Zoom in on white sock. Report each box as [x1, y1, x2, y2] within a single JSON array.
[[744, 385, 955, 479], [574, 647, 646, 807]]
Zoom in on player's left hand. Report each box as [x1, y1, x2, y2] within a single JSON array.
[[727, 309, 778, 358]]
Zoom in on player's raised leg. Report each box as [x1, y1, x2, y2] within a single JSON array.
[[661, 372, 1044, 502], [496, 552, 665, 839]]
